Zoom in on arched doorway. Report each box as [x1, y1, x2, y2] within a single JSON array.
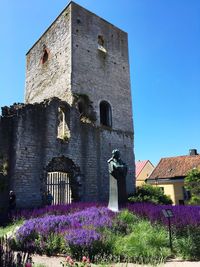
[[45, 156, 82, 205]]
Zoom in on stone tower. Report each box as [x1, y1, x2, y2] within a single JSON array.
[[0, 2, 135, 208], [25, 2, 133, 134]]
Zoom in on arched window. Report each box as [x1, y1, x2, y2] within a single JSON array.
[[100, 101, 112, 127], [42, 50, 48, 64], [57, 107, 70, 141], [41, 45, 49, 64]]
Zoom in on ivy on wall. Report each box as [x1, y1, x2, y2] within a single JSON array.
[[0, 155, 8, 192], [73, 93, 96, 123]]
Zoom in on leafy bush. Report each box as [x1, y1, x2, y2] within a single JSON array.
[[174, 226, 200, 260], [114, 220, 170, 265], [44, 234, 69, 256], [111, 210, 138, 236], [117, 209, 138, 225], [0, 220, 24, 238], [129, 184, 172, 205], [185, 169, 200, 205]]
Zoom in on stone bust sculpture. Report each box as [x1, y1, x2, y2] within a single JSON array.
[[108, 149, 127, 180], [108, 149, 128, 208]]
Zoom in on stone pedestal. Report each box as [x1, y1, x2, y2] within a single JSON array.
[[108, 174, 118, 212]]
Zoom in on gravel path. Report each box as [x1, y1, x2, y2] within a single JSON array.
[[32, 255, 200, 267]]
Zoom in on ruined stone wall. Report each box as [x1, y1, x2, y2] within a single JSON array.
[[71, 3, 133, 133], [8, 102, 51, 207], [0, 98, 134, 208], [25, 4, 72, 104], [0, 107, 17, 209]]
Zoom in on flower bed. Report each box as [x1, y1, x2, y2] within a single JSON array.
[[126, 203, 200, 228], [9, 203, 200, 264], [11, 202, 103, 221]]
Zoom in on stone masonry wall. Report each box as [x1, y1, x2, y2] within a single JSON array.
[[0, 98, 134, 207], [71, 3, 133, 133], [25, 4, 72, 104], [0, 113, 14, 209]]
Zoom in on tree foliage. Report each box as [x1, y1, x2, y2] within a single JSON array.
[[128, 184, 172, 205], [185, 169, 200, 205]]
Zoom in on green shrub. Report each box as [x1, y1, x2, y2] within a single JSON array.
[[117, 209, 138, 225], [68, 241, 108, 261], [45, 234, 69, 256], [129, 184, 172, 205], [0, 220, 24, 238], [34, 233, 69, 256], [110, 209, 138, 236], [185, 169, 200, 205], [113, 220, 171, 265], [174, 226, 200, 260]]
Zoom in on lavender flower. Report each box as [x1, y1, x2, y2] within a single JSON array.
[[16, 215, 70, 242], [12, 202, 104, 220], [66, 228, 101, 246], [126, 203, 200, 229], [15, 206, 114, 251], [67, 207, 114, 228]]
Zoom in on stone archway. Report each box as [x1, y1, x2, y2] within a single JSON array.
[[44, 156, 83, 205]]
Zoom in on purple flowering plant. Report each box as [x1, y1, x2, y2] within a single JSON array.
[[13, 202, 200, 260], [15, 206, 115, 255], [12, 202, 103, 221], [66, 229, 100, 247], [126, 203, 200, 229]]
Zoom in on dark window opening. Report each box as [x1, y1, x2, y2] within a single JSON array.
[[98, 35, 104, 46], [100, 101, 112, 127], [42, 49, 48, 64]]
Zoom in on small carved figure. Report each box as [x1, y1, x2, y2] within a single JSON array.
[[8, 190, 16, 210], [46, 191, 53, 205]]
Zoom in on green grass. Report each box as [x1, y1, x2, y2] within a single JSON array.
[[0, 219, 24, 237], [113, 220, 171, 265]]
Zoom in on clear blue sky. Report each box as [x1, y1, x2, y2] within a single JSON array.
[[0, 0, 200, 166]]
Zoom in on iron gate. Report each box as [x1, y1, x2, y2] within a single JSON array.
[[47, 172, 72, 204]]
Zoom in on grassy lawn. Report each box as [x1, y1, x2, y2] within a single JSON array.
[[0, 219, 24, 237]]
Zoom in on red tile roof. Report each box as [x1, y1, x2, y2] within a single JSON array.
[[135, 160, 149, 177], [149, 155, 200, 179]]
